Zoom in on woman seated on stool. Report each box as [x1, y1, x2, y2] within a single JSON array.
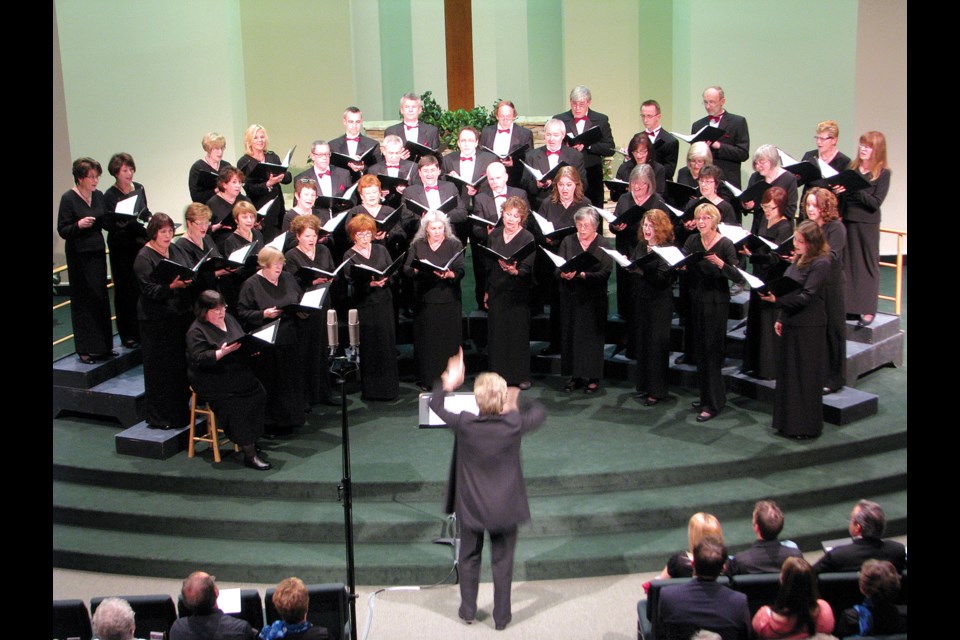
[[186, 289, 270, 471]]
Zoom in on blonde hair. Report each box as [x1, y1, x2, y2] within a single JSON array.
[[474, 372, 507, 415], [243, 124, 268, 156], [257, 246, 285, 268], [687, 512, 723, 552]]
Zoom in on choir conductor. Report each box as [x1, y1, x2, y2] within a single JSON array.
[[429, 348, 546, 631]]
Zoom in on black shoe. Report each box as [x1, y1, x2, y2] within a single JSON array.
[[495, 615, 512, 631], [78, 353, 95, 365], [458, 610, 474, 625], [675, 354, 689, 365], [244, 455, 272, 470], [122, 338, 140, 349], [643, 397, 661, 407], [564, 378, 581, 392], [822, 386, 838, 395], [696, 410, 717, 422]]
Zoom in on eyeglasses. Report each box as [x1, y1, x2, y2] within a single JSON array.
[[354, 230, 373, 237], [814, 135, 834, 142], [698, 178, 716, 185], [191, 220, 211, 227]]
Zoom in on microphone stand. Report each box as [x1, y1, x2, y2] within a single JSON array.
[[330, 339, 360, 640]]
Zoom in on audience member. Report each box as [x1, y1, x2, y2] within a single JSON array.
[[656, 536, 751, 640], [261, 577, 330, 639], [836, 559, 907, 638], [752, 557, 835, 638], [657, 512, 724, 580], [727, 500, 802, 575], [92, 597, 140, 640], [813, 500, 906, 573], [169, 571, 258, 640]]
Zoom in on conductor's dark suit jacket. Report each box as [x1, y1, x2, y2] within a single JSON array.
[[429, 382, 546, 533]]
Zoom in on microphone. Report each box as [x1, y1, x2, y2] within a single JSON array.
[[347, 308, 360, 362], [348, 309, 360, 348], [326, 309, 339, 356]]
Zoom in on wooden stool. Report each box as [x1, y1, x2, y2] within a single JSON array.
[[188, 388, 239, 462]]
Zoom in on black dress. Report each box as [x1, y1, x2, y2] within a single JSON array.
[[344, 243, 400, 400], [403, 237, 465, 386], [533, 197, 591, 347], [630, 243, 676, 399], [237, 271, 305, 430], [57, 189, 113, 357], [102, 183, 148, 345], [133, 244, 193, 429], [682, 233, 744, 414], [237, 151, 292, 243], [742, 217, 793, 379], [557, 233, 612, 380], [188, 158, 231, 205], [284, 244, 336, 407], [821, 219, 848, 391], [773, 256, 831, 438], [612, 193, 669, 345], [485, 227, 536, 386], [185, 313, 266, 446], [743, 171, 798, 233], [842, 169, 890, 316]]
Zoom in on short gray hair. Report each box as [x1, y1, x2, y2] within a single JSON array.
[[569, 85, 591, 102], [92, 597, 136, 640]]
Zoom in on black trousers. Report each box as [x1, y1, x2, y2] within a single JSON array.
[[458, 525, 518, 627]]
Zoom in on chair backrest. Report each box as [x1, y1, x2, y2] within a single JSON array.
[[816, 571, 864, 622], [728, 572, 781, 617], [53, 599, 92, 640], [178, 588, 264, 630], [265, 583, 349, 640], [90, 595, 176, 640]]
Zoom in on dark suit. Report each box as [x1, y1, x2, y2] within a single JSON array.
[[329, 133, 383, 183], [480, 123, 535, 187], [366, 160, 420, 208], [169, 610, 258, 640], [401, 182, 466, 225], [813, 536, 907, 574], [727, 539, 803, 575], [554, 109, 615, 206], [441, 149, 499, 215], [690, 111, 750, 188], [429, 381, 546, 628], [648, 128, 680, 180], [656, 579, 751, 640], [384, 121, 441, 155], [521, 146, 588, 211]]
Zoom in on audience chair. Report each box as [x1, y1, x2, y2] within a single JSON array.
[[188, 387, 239, 462], [728, 572, 781, 617], [53, 599, 92, 640], [90, 594, 176, 640], [177, 588, 264, 630], [266, 583, 350, 640]]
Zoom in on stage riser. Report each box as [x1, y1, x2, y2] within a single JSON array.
[[847, 332, 904, 380], [53, 468, 907, 544], [53, 371, 144, 427], [115, 422, 193, 460], [53, 337, 141, 389]]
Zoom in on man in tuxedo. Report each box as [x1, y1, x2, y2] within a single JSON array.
[[366, 134, 419, 207], [441, 126, 498, 239], [402, 155, 466, 231], [471, 162, 527, 308], [655, 537, 751, 640], [430, 350, 547, 631], [384, 92, 441, 161], [813, 500, 907, 574], [329, 106, 383, 184], [521, 118, 587, 211], [690, 86, 750, 189], [727, 500, 802, 575], [293, 140, 352, 206], [480, 100, 534, 188], [553, 85, 615, 207], [642, 99, 679, 180], [170, 571, 258, 640]]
